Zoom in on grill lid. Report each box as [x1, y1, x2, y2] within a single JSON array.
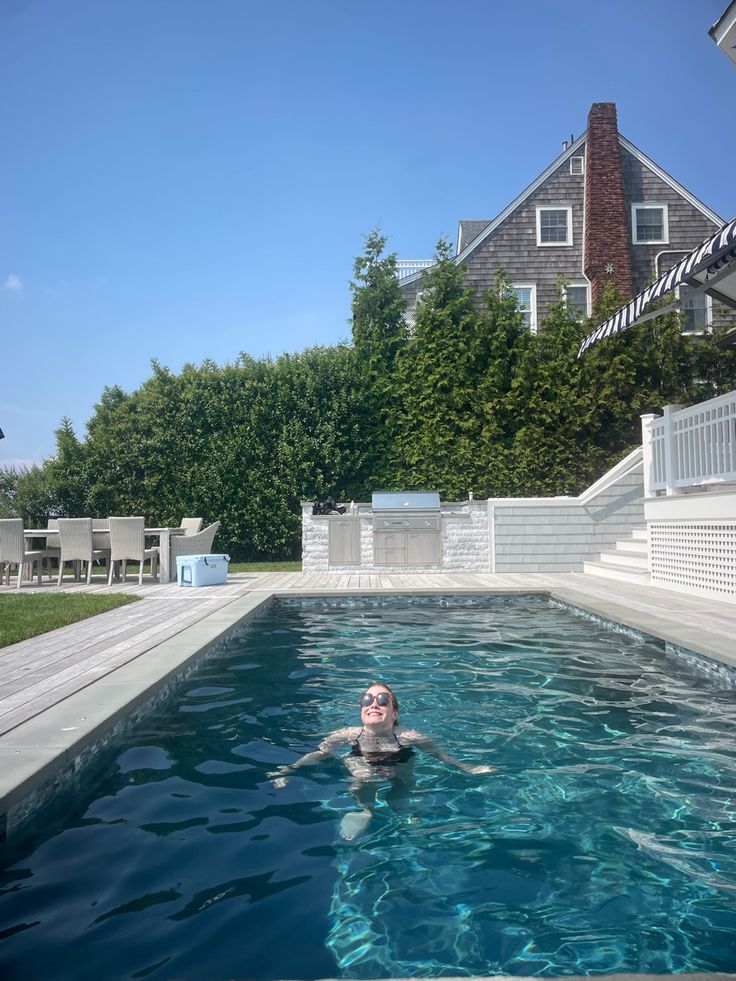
[[371, 491, 440, 511]]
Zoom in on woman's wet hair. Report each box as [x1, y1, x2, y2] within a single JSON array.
[[364, 682, 399, 719]]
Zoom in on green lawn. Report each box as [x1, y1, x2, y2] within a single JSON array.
[[0, 594, 139, 648], [229, 560, 301, 572]]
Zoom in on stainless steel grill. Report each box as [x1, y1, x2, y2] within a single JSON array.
[[371, 492, 441, 511], [371, 491, 441, 566]]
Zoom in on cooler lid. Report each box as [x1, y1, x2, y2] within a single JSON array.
[[371, 491, 441, 511]]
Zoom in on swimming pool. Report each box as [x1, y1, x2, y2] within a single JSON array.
[[1, 595, 735, 979]]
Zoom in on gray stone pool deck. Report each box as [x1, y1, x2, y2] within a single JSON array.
[[1, 570, 735, 841]]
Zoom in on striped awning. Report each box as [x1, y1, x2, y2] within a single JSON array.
[[578, 216, 736, 356]]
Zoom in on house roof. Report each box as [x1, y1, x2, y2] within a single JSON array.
[[457, 220, 491, 254], [578, 216, 736, 356], [399, 131, 724, 289], [710, 0, 736, 65]]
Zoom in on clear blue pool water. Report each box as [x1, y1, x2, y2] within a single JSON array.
[[1, 595, 736, 980]]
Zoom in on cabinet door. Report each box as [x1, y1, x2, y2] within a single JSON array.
[[407, 532, 441, 566], [328, 519, 360, 565], [373, 547, 407, 567], [374, 531, 404, 551]]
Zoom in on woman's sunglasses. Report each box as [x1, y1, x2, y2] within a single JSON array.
[[361, 691, 392, 708]]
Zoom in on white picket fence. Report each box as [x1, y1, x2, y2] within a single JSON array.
[[642, 390, 736, 495]]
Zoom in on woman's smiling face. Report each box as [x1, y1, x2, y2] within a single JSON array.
[[360, 686, 397, 731]]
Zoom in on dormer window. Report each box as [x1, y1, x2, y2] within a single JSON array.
[[536, 206, 573, 246]]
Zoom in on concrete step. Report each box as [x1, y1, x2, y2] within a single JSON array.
[[616, 538, 648, 555], [600, 548, 649, 569], [631, 527, 648, 542], [583, 559, 651, 584]]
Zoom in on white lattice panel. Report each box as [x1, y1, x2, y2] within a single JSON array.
[[649, 522, 736, 599]]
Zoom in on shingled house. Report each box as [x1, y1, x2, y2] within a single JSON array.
[[398, 103, 731, 334]]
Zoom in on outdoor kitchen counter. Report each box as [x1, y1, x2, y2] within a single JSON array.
[[301, 500, 490, 574]]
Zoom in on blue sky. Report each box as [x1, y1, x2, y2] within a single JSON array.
[[1, 0, 734, 465]]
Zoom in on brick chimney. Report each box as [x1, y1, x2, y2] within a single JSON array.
[[583, 103, 633, 305]]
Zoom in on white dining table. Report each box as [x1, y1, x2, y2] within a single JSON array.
[[144, 527, 186, 583], [24, 527, 187, 584]]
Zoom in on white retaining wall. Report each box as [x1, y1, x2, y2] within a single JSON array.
[[489, 448, 645, 573]]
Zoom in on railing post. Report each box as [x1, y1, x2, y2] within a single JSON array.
[[662, 404, 683, 495], [640, 413, 656, 498]]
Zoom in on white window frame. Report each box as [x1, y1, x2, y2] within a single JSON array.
[[536, 206, 573, 247], [570, 156, 584, 176], [511, 283, 537, 333], [563, 282, 591, 319], [676, 285, 712, 335], [631, 203, 669, 245]]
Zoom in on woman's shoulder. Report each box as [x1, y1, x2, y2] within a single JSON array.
[[396, 727, 433, 746]]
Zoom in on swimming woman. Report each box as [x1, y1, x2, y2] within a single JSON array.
[[267, 682, 494, 839]]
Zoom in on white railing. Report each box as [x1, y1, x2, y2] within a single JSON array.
[[395, 259, 434, 280], [641, 389, 736, 495]]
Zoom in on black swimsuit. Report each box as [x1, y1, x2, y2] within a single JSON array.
[[350, 729, 414, 767]]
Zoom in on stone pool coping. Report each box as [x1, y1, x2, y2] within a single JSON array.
[[1, 574, 735, 841]]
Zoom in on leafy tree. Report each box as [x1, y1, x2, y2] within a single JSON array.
[[45, 418, 90, 516], [471, 274, 534, 495], [391, 238, 482, 496], [0, 468, 18, 517], [350, 229, 408, 486], [9, 465, 58, 526]]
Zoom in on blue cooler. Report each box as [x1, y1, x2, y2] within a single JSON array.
[[176, 553, 230, 587]]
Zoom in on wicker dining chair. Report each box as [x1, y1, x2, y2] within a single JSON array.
[[107, 517, 159, 586], [180, 517, 204, 535], [0, 518, 52, 589], [57, 518, 109, 586], [168, 521, 220, 563]]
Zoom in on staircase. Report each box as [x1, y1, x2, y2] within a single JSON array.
[[582, 528, 650, 584]]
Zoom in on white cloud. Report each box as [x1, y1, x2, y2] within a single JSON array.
[[3, 274, 23, 292]]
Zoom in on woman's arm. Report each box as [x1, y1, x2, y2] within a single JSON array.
[[400, 728, 495, 775], [267, 727, 358, 786]]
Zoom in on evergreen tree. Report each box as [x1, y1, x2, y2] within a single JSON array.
[[46, 417, 91, 516], [350, 229, 408, 487], [472, 274, 534, 495], [392, 238, 481, 496]]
